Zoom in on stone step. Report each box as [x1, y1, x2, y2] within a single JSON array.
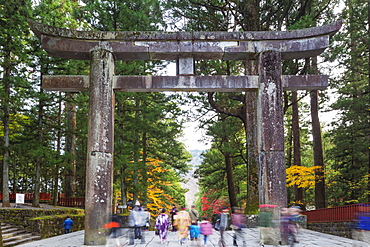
[[2, 228, 26, 236], [1, 225, 14, 230], [4, 235, 41, 247], [1, 223, 41, 247], [3, 233, 33, 243]]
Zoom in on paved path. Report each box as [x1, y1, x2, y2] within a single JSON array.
[[17, 228, 369, 247]]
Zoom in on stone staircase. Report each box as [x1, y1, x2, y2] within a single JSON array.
[[1, 222, 41, 246]]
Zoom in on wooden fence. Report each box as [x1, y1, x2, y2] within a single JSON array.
[[58, 196, 85, 208], [303, 204, 365, 222], [0, 192, 51, 202], [0, 193, 84, 208]]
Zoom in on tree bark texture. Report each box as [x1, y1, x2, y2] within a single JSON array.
[[32, 85, 44, 208], [257, 50, 287, 208], [292, 91, 304, 209], [2, 51, 11, 208], [84, 46, 115, 246], [65, 93, 77, 197], [245, 60, 259, 212], [310, 89, 326, 209], [310, 56, 326, 209], [225, 154, 238, 208]]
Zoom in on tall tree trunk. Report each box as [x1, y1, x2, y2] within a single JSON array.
[[52, 93, 63, 206], [225, 153, 238, 208], [245, 60, 259, 213], [120, 166, 128, 212], [132, 98, 140, 206], [310, 57, 326, 209], [64, 93, 77, 197], [141, 131, 148, 204], [292, 91, 304, 209], [32, 85, 44, 208], [2, 50, 11, 208], [310, 90, 326, 208]]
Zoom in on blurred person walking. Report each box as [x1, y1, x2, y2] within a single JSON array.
[[174, 206, 191, 245], [190, 205, 200, 223], [218, 207, 230, 247], [189, 205, 200, 241], [170, 204, 178, 232], [155, 208, 170, 245], [200, 217, 213, 247], [259, 204, 279, 247], [231, 207, 247, 247], [352, 204, 370, 246], [128, 203, 147, 245]]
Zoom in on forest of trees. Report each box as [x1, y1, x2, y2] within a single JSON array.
[[0, 0, 369, 218]]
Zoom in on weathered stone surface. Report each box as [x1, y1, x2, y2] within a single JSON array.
[[282, 75, 328, 90], [257, 51, 287, 208], [42, 75, 328, 92], [0, 208, 84, 238], [259, 151, 287, 207], [178, 57, 194, 75], [43, 75, 89, 91], [28, 19, 342, 41], [84, 47, 115, 245], [258, 51, 284, 151], [28, 20, 342, 61], [224, 36, 329, 60], [114, 75, 259, 92]]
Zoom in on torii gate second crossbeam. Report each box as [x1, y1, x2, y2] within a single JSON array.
[[28, 20, 341, 246]]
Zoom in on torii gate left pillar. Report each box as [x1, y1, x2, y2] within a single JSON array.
[[28, 19, 341, 245], [84, 46, 115, 244]]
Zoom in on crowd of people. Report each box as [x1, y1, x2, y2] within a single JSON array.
[[155, 204, 214, 246], [152, 204, 304, 247], [62, 202, 370, 246], [104, 202, 304, 246]]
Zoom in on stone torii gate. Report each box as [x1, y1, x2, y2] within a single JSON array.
[[28, 20, 341, 245]]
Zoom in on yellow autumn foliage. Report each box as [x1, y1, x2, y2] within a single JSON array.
[[116, 157, 177, 217], [286, 165, 322, 189]]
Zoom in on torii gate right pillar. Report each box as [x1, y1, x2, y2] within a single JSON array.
[[257, 50, 287, 208]]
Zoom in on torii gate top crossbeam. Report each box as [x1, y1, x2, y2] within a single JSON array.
[[28, 20, 342, 61]]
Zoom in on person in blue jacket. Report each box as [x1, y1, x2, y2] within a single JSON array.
[[353, 204, 370, 244], [63, 216, 74, 234]]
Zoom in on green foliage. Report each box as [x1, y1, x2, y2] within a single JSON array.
[[325, 0, 370, 205]]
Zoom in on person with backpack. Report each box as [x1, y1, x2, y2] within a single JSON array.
[[218, 207, 230, 247]]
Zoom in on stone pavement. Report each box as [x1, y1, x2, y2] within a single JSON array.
[[17, 228, 369, 247]]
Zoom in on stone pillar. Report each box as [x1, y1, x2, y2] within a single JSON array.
[[84, 45, 115, 245], [257, 50, 287, 208], [245, 60, 260, 212]]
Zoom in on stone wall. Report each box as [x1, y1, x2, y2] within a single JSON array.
[[28, 214, 85, 238], [307, 222, 353, 239], [0, 208, 85, 239]]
